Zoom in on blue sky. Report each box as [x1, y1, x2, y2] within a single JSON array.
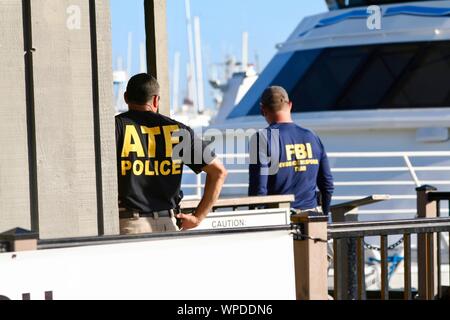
[[110, 0, 328, 109]]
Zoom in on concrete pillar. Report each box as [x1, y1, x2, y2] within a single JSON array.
[[0, 0, 119, 239], [0, 0, 32, 233], [91, 0, 120, 236], [144, 0, 170, 116], [292, 213, 329, 300], [30, 0, 101, 239]]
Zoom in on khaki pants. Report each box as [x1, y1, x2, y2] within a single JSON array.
[[120, 216, 180, 235]]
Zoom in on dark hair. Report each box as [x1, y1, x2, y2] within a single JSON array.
[[260, 86, 290, 112], [126, 73, 160, 104]]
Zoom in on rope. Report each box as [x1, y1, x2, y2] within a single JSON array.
[[291, 227, 328, 244]]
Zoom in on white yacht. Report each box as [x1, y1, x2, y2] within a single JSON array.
[[181, 0, 450, 292], [203, 0, 450, 220]]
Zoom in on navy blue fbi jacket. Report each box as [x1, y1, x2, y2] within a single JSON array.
[[116, 110, 213, 213], [249, 123, 334, 214]]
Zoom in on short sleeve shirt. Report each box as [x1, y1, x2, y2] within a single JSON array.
[[116, 110, 215, 212], [249, 123, 334, 211]]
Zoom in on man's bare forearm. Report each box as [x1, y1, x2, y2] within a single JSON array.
[[195, 161, 227, 221]]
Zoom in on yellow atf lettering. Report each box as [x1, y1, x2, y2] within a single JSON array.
[[141, 126, 161, 158], [121, 125, 145, 158], [163, 125, 181, 158]]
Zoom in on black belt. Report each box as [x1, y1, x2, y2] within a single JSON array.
[[291, 208, 324, 217], [119, 209, 179, 220]]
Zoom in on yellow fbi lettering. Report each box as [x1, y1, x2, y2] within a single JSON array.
[[281, 143, 318, 171], [286, 143, 314, 161]]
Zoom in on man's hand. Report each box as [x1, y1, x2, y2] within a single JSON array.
[[176, 213, 202, 231], [177, 159, 227, 231]]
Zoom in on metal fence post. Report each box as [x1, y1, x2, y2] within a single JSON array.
[[416, 185, 438, 300], [332, 208, 360, 300], [292, 213, 329, 300]]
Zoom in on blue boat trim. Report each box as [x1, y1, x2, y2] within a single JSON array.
[[384, 5, 450, 17], [317, 9, 369, 28]]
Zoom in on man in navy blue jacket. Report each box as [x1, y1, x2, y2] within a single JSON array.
[[249, 86, 334, 215]]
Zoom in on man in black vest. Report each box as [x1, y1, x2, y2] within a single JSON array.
[[116, 74, 227, 234]]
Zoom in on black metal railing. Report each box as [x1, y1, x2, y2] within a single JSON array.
[[327, 187, 450, 300], [427, 191, 450, 300], [427, 191, 450, 226], [329, 217, 450, 300]]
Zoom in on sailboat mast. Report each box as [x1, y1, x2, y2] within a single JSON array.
[[185, 0, 198, 111], [242, 31, 249, 73], [194, 16, 205, 114], [127, 32, 133, 78], [172, 52, 181, 114], [139, 42, 147, 73]]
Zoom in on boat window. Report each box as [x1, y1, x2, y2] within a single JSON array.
[[235, 41, 450, 118]]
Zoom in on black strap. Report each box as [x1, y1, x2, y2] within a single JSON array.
[[119, 209, 177, 219]]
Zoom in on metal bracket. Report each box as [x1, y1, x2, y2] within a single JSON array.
[[0, 241, 9, 253], [291, 223, 306, 241]]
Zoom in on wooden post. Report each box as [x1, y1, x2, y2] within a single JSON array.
[[0, 0, 32, 234], [330, 195, 389, 300], [0, 0, 118, 238], [332, 207, 359, 300], [30, 0, 110, 239], [144, 0, 170, 116], [0, 228, 38, 252], [416, 185, 439, 300], [91, 0, 120, 236], [292, 213, 329, 300]]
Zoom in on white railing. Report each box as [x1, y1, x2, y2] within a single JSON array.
[[182, 151, 450, 215]]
